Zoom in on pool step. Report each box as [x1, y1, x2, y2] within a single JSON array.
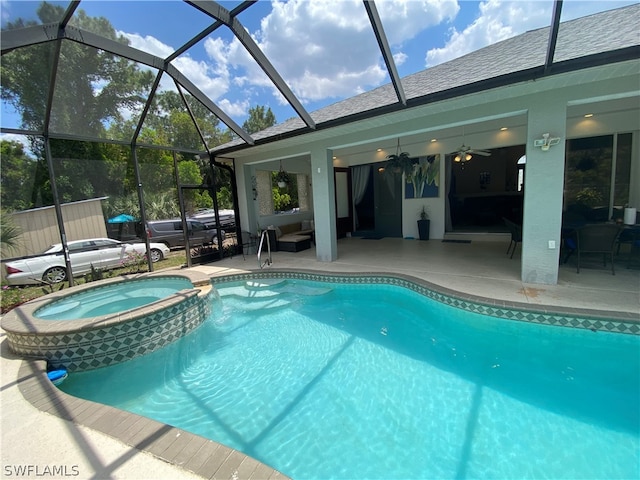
[[245, 279, 287, 290], [224, 297, 292, 311], [279, 285, 332, 296], [245, 280, 331, 296], [217, 285, 281, 298], [217, 280, 332, 301]]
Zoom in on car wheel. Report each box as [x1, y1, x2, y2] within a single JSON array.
[[149, 248, 163, 263], [43, 266, 67, 284], [212, 231, 226, 245]]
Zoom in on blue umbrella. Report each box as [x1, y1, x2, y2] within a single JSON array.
[[107, 214, 136, 224]]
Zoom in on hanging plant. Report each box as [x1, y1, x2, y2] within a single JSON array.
[[386, 138, 414, 178], [275, 162, 290, 187]]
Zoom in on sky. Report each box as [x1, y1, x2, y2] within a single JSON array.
[[0, 0, 635, 139]]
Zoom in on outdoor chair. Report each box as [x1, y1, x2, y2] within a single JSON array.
[[575, 223, 622, 275], [240, 231, 256, 260], [503, 217, 522, 259]]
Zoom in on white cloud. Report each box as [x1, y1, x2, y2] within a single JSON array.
[[120, 31, 231, 102], [217, 98, 250, 119], [120, 32, 174, 58], [375, 0, 459, 46], [424, 1, 636, 68], [425, 0, 551, 67], [206, 0, 458, 104], [393, 52, 408, 67]]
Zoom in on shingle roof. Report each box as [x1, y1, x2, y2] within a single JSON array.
[[214, 4, 639, 153]]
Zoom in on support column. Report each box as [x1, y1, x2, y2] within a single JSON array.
[[522, 99, 567, 284], [311, 148, 338, 262]]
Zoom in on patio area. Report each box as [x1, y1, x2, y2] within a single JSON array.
[[220, 236, 639, 315], [1, 237, 638, 480]]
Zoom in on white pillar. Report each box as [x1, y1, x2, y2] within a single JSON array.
[[522, 99, 567, 284], [311, 148, 338, 262]]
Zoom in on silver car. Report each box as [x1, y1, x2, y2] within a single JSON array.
[[4, 238, 170, 286]]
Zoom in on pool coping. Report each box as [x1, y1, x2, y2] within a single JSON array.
[[212, 269, 640, 333], [10, 268, 640, 480]]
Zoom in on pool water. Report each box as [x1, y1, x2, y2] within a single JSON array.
[[59, 278, 640, 479], [35, 276, 193, 320]]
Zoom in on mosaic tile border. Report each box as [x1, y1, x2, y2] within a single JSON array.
[[2, 271, 214, 371], [211, 270, 640, 336]]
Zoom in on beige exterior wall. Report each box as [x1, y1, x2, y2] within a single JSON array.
[[6, 198, 108, 258]]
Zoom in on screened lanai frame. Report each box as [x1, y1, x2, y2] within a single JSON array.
[[2, 1, 638, 282], [3, 1, 585, 148]]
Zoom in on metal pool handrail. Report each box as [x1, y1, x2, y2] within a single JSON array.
[[257, 230, 272, 269]]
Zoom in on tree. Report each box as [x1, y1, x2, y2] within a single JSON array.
[[2, 2, 154, 208], [242, 105, 277, 134], [2, 3, 154, 137], [0, 140, 37, 211]]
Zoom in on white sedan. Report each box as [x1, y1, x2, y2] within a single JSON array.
[[4, 238, 170, 286]]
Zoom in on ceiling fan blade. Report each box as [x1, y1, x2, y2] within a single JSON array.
[[470, 149, 491, 156]]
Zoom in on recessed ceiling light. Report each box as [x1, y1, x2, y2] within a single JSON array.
[[584, 113, 594, 118], [500, 127, 508, 131], [376, 148, 382, 152], [430, 138, 437, 143]]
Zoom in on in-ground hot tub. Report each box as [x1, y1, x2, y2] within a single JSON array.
[[1, 271, 214, 372], [34, 276, 195, 320]]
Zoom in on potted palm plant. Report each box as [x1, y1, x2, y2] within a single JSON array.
[[417, 206, 430, 240]]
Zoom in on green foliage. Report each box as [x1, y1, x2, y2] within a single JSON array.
[[243, 105, 277, 134], [0, 140, 37, 211], [120, 251, 147, 274], [271, 172, 300, 211], [385, 152, 414, 178], [216, 186, 233, 210], [272, 188, 292, 211], [1, 211, 22, 255], [144, 191, 180, 220], [575, 187, 603, 207], [1, 3, 242, 225], [274, 170, 291, 185], [2, 3, 154, 136], [1, 285, 44, 313], [178, 160, 205, 213], [104, 193, 138, 220], [83, 264, 105, 283]]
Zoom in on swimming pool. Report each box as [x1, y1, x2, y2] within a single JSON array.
[[59, 277, 640, 479], [34, 276, 194, 320]]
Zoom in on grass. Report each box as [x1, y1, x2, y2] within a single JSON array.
[[1, 251, 188, 314]]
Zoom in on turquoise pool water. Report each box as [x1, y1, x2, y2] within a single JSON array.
[[35, 276, 193, 320], [59, 278, 640, 479]]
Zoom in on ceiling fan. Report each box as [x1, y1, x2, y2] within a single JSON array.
[[452, 144, 491, 163]]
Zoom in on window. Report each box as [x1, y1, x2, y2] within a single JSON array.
[[257, 169, 310, 216], [563, 133, 631, 223]]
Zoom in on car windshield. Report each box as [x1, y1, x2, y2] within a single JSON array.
[[42, 245, 62, 254]]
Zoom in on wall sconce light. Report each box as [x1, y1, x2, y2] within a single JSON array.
[[533, 133, 561, 151]]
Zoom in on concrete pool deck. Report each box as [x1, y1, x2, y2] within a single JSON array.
[[2, 238, 638, 479]]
